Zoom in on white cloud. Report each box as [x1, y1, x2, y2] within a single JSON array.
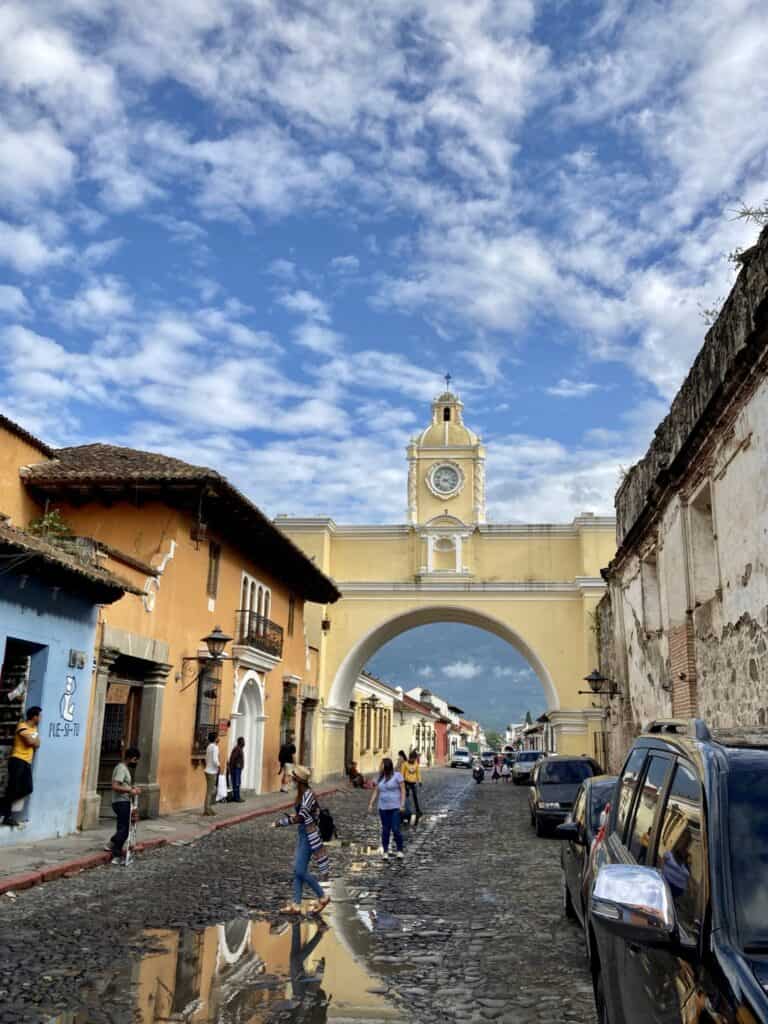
[[0, 221, 69, 274], [278, 290, 330, 322], [442, 660, 483, 680], [0, 286, 30, 317], [63, 275, 134, 326], [330, 254, 359, 273], [546, 378, 600, 399], [417, 665, 435, 678], [0, 119, 75, 204]]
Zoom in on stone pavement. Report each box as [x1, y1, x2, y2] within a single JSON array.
[[0, 769, 597, 1024], [0, 785, 340, 893]]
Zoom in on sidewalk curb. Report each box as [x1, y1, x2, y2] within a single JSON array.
[[0, 786, 343, 898]]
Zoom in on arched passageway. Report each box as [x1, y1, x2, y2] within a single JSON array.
[[328, 604, 559, 711]]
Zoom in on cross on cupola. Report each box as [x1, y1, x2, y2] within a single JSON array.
[[444, 372, 453, 391]]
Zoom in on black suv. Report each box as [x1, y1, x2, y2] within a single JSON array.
[[589, 719, 768, 1024]]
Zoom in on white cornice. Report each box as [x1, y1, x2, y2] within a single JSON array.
[[336, 580, 600, 594], [231, 644, 282, 673], [276, 516, 615, 536]]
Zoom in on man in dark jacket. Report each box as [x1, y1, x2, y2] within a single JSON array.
[[228, 737, 245, 802]]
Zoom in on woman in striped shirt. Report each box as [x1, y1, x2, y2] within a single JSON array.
[[273, 765, 330, 915]]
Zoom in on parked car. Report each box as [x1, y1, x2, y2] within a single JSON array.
[[553, 775, 617, 931], [451, 748, 473, 768], [528, 755, 603, 835], [511, 750, 545, 784], [480, 750, 496, 769], [589, 718, 768, 1024]]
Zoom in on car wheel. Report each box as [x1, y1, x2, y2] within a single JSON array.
[[593, 965, 610, 1024], [562, 871, 577, 920], [535, 815, 547, 837]]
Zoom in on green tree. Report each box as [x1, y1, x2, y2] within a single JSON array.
[[524, 709, 533, 725], [485, 729, 502, 750]]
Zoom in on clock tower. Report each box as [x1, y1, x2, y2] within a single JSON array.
[[406, 388, 486, 528]]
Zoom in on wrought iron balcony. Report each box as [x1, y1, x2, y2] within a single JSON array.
[[235, 611, 284, 659]]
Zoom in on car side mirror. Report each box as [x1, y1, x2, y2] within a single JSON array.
[[591, 864, 676, 948], [554, 821, 585, 845]]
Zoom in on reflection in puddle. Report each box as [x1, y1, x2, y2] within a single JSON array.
[[49, 882, 399, 1023]]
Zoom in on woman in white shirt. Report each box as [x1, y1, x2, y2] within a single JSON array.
[[367, 757, 406, 860]]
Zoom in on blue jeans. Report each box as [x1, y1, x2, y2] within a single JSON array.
[[379, 808, 403, 852], [230, 767, 242, 801], [293, 826, 325, 904]]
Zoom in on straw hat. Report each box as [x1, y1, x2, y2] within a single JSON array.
[[292, 764, 311, 783]]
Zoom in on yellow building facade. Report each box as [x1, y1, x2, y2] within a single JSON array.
[[278, 389, 617, 776]]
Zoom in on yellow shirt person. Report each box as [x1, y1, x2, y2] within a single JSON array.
[[403, 760, 421, 784], [1, 707, 42, 827]]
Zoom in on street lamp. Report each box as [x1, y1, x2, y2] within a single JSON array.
[[578, 669, 620, 699], [179, 626, 233, 691], [201, 625, 233, 661]]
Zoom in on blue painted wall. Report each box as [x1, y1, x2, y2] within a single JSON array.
[[0, 572, 99, 844]]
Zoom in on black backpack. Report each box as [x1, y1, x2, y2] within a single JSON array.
[[318, 807, 337, 842]]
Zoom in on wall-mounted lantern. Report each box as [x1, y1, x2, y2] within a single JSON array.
[[578, 668, 621, 700]]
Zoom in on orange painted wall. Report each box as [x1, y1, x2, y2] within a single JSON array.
[[0, 426, 49, 527], [49, 498, 310, 814]]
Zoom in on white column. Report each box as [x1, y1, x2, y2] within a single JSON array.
[[454, 534, 462, 573], [426, 535, 435, 573]]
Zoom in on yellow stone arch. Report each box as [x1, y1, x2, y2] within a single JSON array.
[[277, 388, 616, 777]]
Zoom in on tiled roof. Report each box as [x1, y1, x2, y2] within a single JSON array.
[[0, 521, 138, 604], [22, 443, 341, 604], [23, 443, 215, 483], [0, 413, 54, 457]]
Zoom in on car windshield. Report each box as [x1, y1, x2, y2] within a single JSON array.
[[728, 768, 768, 949], [455, 750, 469, 757], [539, 761, 594, 785], [518, 752, 539, 762]]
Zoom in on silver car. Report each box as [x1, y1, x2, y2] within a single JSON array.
[[451, 748, 473, 768], [512, 750, 545, 784]]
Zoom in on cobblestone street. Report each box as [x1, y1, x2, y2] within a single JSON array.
[[0, 769, 595, 1023]]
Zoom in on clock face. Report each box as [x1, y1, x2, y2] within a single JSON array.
[[431, 463, 461, 495]]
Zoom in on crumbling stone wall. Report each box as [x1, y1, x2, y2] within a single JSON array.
[[697, 607, 768, 727]]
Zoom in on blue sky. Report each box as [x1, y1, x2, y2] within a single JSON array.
[[2, 0, 767, 527], [368, 624, 546, 733]]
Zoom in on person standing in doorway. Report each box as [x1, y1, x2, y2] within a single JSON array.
[[229, 737, 245, 802], [278, 740, 296, 793], [402, 751, 422, 824], [108, 747, 140, 862], [368, 757, 405, 860], [272, 765, 331, 916], [0, 706, 42, 827], [203, 731, 219, 815]]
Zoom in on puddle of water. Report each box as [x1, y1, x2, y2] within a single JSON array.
[[49, 880, 400, 1023]]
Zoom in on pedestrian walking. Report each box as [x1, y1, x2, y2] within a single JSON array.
[[491, 756, 501, 783], [272, 765, 331, 916], [402, 750, 422, 823], [203, 731, 219, 815], [0, 706, 42, 827], [278, 740, 296, 792], [229, 736, 245, 802], [367, 756, 405, 860], [396, 749, 408, 773], [500, 760, 511, 783], [107, 746, 140, 862]]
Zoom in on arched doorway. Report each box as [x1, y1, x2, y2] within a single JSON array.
[[230, 672, 265, 795]]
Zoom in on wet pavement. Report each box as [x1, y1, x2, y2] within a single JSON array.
[[0, 769, 596, 1023]]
